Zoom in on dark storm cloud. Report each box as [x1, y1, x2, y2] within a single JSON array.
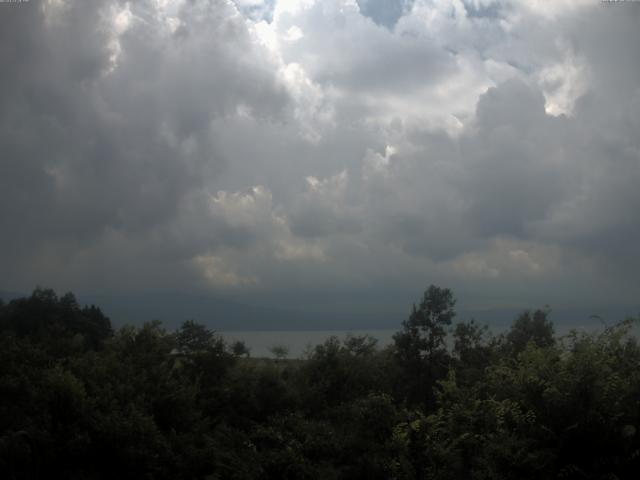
[[460, 80, 572, 238], [0, 0, 287, 291], [0, 1, 114, 254], [1, 0, 639, 310], [522, 3, 640, 269]]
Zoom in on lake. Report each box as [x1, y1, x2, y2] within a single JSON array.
[[221, 322, 614, 359], [220, 329, 397, 358]]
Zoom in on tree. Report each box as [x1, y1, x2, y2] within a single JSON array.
[[230, 340, 250, 358], [393, 285, 456, 407], [173, 320, 234, 406], [343, 334, 378, 357], [80, 304, 113, 348], [175, 320, 222, 355], [269, 344, 290, 360], [505, 308, 554, 356], [298, 335, 388, 410], [452, 319, 495, 386], [0, 288, 112, 353]]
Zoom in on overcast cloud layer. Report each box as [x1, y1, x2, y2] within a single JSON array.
[[1, 0, 639, 314]]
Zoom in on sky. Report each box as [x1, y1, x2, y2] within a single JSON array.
[[1, 0, 639, 325]]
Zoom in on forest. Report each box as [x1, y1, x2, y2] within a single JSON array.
[[1, 286, 639, 479]]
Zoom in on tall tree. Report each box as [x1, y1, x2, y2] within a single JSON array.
[[505, 308, 554, 356], [393, 285, 456, 407]]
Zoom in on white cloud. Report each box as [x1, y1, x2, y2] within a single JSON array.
[[194, 254, 260, 287]]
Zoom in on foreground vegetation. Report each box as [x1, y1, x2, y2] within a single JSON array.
[[1, 286, 639, 479]]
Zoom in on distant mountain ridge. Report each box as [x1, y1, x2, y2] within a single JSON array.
[[70, 293, 640, 332], [2, 289, 638, 332], [0, 290, 24, 302]]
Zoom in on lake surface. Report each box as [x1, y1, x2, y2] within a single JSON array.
[[221, 322, 614, 359], [220, 329, 397, 358]]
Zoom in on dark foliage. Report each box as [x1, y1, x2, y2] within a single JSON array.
[[393, 285, 456, 407], [1, 287, 639, 479]]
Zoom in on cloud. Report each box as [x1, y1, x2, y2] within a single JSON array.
[[195, 254, 260, 287], [288, 170, 363, 238], [0, 0, 286, 289], [1, 0, 640, 314]]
